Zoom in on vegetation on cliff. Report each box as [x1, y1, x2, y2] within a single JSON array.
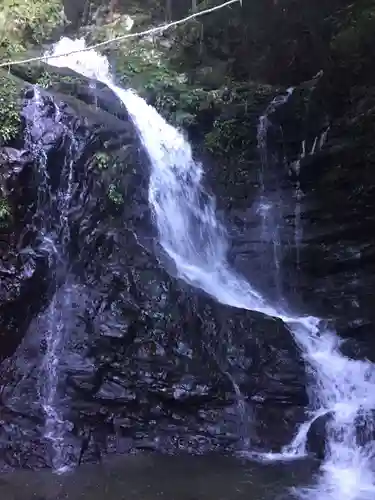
[[0, 0, 65, 143], [0, 0, 374, 162], [0, 0, 65, 57], [0, 196, 11, 227], [0, 72, 22, 146]]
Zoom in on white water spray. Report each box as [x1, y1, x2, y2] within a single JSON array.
[[23, 88, 77, 473], [45, 38, 375, 499]]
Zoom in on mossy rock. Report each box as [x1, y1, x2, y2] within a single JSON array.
[[10, 60, 90, 95], [203, 82, 278, 160]]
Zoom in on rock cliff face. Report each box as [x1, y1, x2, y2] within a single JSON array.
[[171, 0, 375, 358], [0, 78, 307, 468], [213, 71, 375, 362], [0, 143, 49, 361], [288, 79, 375, 351]]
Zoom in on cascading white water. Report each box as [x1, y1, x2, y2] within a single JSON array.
[[45, 38, 375, 499], [39, 274, 75, 473], [40, 152, 76, 474], [23, 89, 76, 473]]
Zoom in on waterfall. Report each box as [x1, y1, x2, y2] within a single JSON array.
[[291, 142, 306, 270], [21, 88, 79, 472], [257, 89, 294, 297], [45, 38, 375, 499]]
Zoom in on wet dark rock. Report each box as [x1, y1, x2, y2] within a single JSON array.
[[196, 303, 307, 405], [0, 147, 33, 199], [340, 336, 375, 363], [0, 246, 48, 360], [0, 87, 309, 468], [306, 409, 375, 461], [0, 79, 139, 359], [0, 408, 51, 469], [11, 63, 130, 124], [306, 412, 333, 460], [218, 74, 375, 353], [67, 227, 307, 455], [95, 382, 137, 403], [0, 147, 32, 169], [355, 409, 375, 447]]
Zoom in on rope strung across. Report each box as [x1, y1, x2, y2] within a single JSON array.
[[0, 0, 241, 69]]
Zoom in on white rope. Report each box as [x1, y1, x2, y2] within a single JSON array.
[[0, 0, 240, 69]]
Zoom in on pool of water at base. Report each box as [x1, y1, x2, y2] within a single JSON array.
[[0, 454, 317, 500]]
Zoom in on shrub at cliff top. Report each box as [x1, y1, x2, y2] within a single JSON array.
[[0, 0, 66, 57]]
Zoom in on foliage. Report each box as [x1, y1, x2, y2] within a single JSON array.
[[114, 41, 182, 91], [0, 73, 22, 145], [170, 0, 354, 86], [107, 183, 124, 206], [94, 151, 112, 171], [27, 67, 88, 93], [203, 83, 276, 159], [81, 0, 198, 122], [0, 197, 11, 227], [1, 0, 369, 169], [0, 0, 66, 58], [36, 71, 55, 89], [330, 1, 375, 80], [109, 39, 203, 127], [91, 13, 278, 153]]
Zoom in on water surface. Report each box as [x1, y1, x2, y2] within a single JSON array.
[[0, 454, 316, 500]]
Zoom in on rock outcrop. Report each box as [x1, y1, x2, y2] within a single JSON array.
[[0, 79, 308, 468]]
